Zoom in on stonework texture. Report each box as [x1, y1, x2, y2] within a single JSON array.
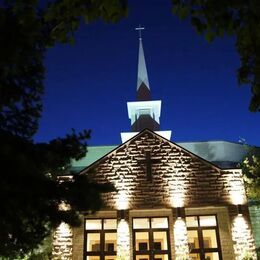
[[72, 216, 84, 260], [82, 130, 245, 210], [52, 222, 73, 260], [59, 130, 257, 259]]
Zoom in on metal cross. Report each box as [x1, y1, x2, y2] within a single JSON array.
[[135, 25, 145, 40], [137, 151, 160, 181]]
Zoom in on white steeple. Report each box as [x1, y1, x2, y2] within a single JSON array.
[[137, 36, 150, 90], [120, 27, 172, 143]]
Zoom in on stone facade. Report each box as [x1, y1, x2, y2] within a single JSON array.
[[52, 222, 73, 259], [84, 130, 246, 210], [53, 129, 257, 259]]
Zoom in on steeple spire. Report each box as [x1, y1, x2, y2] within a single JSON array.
[[120, 28, 172, 143], [135, 26, 151, 101]]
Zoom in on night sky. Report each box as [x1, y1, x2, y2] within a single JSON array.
[[34, 0, 260, 147]]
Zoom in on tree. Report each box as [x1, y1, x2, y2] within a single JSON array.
[[0, 0, 126, 257], [0, 129, 117, 258], [172, 0, 260, 112], [241, 152, 260, 201], [0, 0, 127, 139]]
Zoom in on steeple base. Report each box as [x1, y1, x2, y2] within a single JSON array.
[[121, 130, 172, 143]]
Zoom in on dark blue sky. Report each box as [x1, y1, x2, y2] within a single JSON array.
[[34, 0, 260, 146]]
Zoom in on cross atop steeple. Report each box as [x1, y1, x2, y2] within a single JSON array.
[[120, 27, 172, 142], [135, 25, 150, 101], [135, 25, 145, 40]]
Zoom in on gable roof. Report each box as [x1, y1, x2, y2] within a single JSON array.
[[71, 134, 257, 172], [79, 129, 223, 175]]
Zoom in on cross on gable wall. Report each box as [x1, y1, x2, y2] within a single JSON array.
[[137, 150, 160, 181], [81, 130, 243, 209]]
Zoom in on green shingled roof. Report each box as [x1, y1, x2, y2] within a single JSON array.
[[71, 145, 117, 172], [71, 140, 258, 173]]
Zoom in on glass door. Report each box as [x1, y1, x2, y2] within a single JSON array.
[[186, 215, 222, 260], [133, 217, 171, 260]]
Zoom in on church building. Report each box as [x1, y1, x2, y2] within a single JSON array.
[[52, 30, 258, 260]]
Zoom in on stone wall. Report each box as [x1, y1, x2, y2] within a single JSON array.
[[72, 216, 84, 260], [52, 222, 73, 260], [69, 130, 256, 259], [83, 130, 246, 210]]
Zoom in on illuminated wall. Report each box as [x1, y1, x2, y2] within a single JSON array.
[[226, 169, 247, 205], [117, 219, 130, 260], [52, 222, 73, 260], [173, 218, 189, 260], [84, 131, 242, 209], [231, 215, 257, 259], [76, 130, 257, 259], [225, 169, 257, 259]]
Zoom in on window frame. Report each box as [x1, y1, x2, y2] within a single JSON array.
[[186, 214, 222, 260], [132, 216, 171, 260], [84, 218, 117, 260]]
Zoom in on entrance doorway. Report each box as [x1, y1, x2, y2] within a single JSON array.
[[133, 217, 171, 260]]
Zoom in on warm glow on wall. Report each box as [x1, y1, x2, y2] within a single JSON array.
[[58, 222, 71, 237], [173, 218, 189, 260], [169, 178, 186, 207], [231, 215, 257, 260], [117, 220, 130, 260], [52, 222, 73, 259], [116, 189, 129, 210], [226, 170, 247, 205]]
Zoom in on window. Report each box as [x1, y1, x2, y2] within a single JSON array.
[[133, 217, 170, 260], [84, 219, 117, 260], [186, 215, 222, 260], [139, 109, 151, 117]]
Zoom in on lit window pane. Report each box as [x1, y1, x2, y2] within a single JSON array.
[[135, 232, 149, 251], [133, 218, 149, 229], [154, 254, 168, 260], [199, 216, 216, 227], [87, 256, 100, 260], [85, 219, 102, 230], [202, 229, 218, 248], [189, 253, 200, 260], [187, 230, 199, 249], [205, 252, 219, 260], [87, 233, 100, 251], [105, 256, 116, 260], [186, 216, 198, 227], [104, 219, 117, 230], [136, 255, 150, 260], [105, 232, 117, 252], [153, 231, 168, 250], [151, 218, 168, 228]]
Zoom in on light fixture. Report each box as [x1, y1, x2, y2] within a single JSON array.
[[176, 207, 182, 219], [172, 207, 184, 219], [237, 204, 243, 216], [117, 209, 128, 220]]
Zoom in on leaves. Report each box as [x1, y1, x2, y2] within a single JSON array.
[[0, 0, 126, 257], [0, 129, 114, 258], [44, 0, 127, 45], [0, 0, 127, 140], [241, 154, 260, 201], [172, 0, 260, 111]]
